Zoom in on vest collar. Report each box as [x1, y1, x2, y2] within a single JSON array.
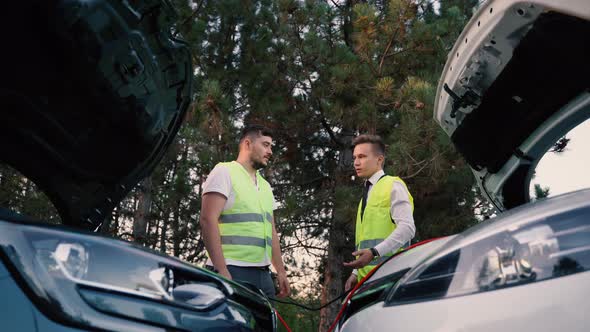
[[233, 161, 261, 186]]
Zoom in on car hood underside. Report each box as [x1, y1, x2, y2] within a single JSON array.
[[0, 1, 192, 229], [451, 12, 590, 176], [436, 2, 590, 210]]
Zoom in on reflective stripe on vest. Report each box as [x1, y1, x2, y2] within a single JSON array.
[[220, 213, 266, 223], [217, 161, 274, 263], [221, 235, 273, 247], [355, 175, 414, 280], [357, 238, 385, 250]]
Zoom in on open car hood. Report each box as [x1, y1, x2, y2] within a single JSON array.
[[0, 1, 192, 229], [434, 0, 590, 211]]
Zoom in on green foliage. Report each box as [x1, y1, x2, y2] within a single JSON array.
[[0, 165, 60, 223], [534, 184, 551, 200], [274, 294, 321, 332]]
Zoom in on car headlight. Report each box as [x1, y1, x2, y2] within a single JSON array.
[[0, 221, 268, 331], [387, 206, 590, 305]]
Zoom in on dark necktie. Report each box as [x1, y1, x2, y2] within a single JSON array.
[[361, 180, 371, 221]]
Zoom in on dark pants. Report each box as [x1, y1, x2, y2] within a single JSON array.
[[206, 265, 275, 298]]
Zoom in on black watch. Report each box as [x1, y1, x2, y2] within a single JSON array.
[[369, 247, 380, 257]]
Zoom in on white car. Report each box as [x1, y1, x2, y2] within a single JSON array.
[[336, 0, 590, 330]]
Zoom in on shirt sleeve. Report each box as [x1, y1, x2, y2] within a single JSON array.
[[374, 181, 416, 256], [270, 187, 278, 210], [202, 165, 232, 198]]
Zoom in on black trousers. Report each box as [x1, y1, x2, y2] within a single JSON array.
[[206, 265, 276, 298]]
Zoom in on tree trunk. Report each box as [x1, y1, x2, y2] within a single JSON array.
[[160, 216, 169, 253], [319, 130, 355, 332], [171, 193, 183, 257], [319, 214, 348, 332], [133, 176, 152, 245]]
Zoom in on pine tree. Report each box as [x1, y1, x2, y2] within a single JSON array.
[[534, 184, 550, 200]]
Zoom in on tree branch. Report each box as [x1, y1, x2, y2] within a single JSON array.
[[173, 0, 205, 37], [316, 102, 343, 147], [378, 30, 396, 75], [328, 0, 343, 11]]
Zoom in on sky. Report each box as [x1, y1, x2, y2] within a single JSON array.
[[531, 119, 590, 197]]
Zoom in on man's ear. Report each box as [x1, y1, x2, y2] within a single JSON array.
[[238, 138, 248, 152], [243, 137, 252, 150]]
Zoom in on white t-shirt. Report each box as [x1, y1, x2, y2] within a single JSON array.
[[202, 162, 276, 267]]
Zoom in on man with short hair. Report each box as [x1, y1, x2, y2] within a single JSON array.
[[200, 124, 290, 298], [343, 134, 416, 291]]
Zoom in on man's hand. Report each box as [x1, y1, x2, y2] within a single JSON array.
[[345, 273, 358, 292], [218, 267, 232, 280], [270, 216, 290, 298], [343, 249, 374, 269], [276, 272, 290, 298]]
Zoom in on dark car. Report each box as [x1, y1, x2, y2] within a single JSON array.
[[0, 1, 276, 331]]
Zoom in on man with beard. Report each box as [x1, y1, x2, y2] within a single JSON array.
[[200, 125, 290, 298]]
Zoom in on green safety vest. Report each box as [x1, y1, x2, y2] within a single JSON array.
[[217, 161, 274, 263], [355, 175, 414, 280]]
